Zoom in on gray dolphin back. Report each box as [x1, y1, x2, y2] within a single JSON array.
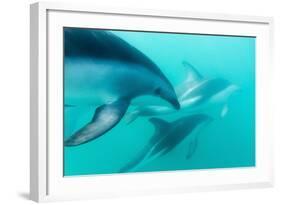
[[119, 114, 211, 172], [64, 28, 170, 83]]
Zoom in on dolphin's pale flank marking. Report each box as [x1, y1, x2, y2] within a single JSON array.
[[119, 114, 212, 172], [64, 28, 180, 146], [125, 61, 240, 123]]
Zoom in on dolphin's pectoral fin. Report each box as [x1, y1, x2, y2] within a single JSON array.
[[186, 137, 198, 160], [124, 110, 140, 124], [221, 103, 228, 118], [64, 98, 130, 146], [185, 116, 213, 159]]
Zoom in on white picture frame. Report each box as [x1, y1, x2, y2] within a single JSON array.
[[30, 1, 274, 202]]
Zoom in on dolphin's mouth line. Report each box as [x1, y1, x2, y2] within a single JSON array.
[[172, 100, 181, 110]]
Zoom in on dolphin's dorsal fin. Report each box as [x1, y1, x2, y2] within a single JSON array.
[[149, 118, 170, 144], [182, 60, 203, 84], [176, 61, 204, 98], [149, 118, 170, 131]]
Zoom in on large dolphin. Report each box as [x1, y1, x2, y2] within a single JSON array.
[[125, 61, 240, 123], [64, 28, 180, 146], [119, 114, 212, 173]]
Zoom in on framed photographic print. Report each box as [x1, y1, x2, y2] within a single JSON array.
[[30, 2, 274, 202]]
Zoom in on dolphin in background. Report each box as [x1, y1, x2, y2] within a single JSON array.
[[119, 114, 212, 173], [125, 61, 240, 123], [64, 28, 180, 146]]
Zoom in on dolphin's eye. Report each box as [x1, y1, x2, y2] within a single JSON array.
[[154, 87, 161, 95]]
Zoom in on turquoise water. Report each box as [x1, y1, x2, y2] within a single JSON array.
[[63, 28, 255, 176]]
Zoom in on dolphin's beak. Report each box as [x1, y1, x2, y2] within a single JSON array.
[[159, 85, 181, 110], [170, 98, 181, 110]]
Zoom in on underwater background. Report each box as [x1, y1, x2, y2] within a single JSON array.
[[63, 29, 255, 176]]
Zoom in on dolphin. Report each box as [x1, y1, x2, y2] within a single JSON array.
[[125, 61, 240, 123], [64, 28, 180, 146], [119, 114, 212, 173]]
